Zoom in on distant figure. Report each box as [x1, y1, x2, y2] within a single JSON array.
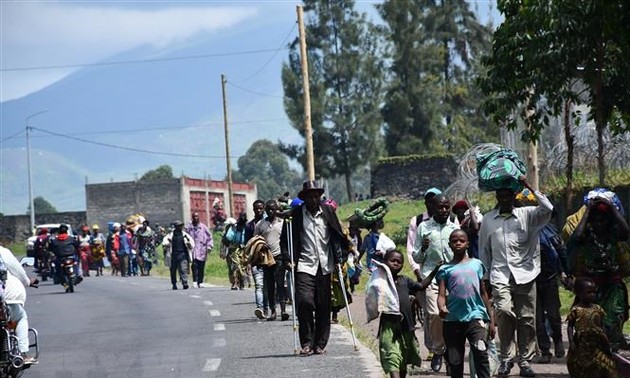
[[162, 220, 194, 290], [186, 212, 213, 288]]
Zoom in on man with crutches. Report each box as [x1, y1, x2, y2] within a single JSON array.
[[281, 180, 352, 356]]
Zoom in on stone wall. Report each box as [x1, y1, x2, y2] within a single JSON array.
[[371, 154, 458, 199], [0, 211, 86, 244], [86, 178, 183, 231]]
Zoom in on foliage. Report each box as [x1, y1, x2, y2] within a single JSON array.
[[480, 0, 630, 185], [281, 0, 385, 200], [376, 153, 455, 166], [27, 196, 57, 215], [377, 0, 497, 156], [232, 139, 302, 202], [140, 165, 174, 181]]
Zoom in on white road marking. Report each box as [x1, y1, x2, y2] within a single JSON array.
[[189, 294, 201, 298], [209, 309, 221, 317], [213, 338, 226, 347], [203, 300, 214, 306], [214, 323, 225, 331], [202, 358, 221, 372]]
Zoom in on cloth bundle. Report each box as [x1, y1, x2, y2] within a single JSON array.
[[365, 260, 400, 323], [476, 148, 527, 192], [347, 197, 389, 229], [245, 235, 275, 267]]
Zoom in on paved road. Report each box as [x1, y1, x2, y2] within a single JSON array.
[[20, 273, 382, 378]]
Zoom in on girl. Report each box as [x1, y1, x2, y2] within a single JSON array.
[[437, 229, 495, 378], [566, 276, 617, 378]]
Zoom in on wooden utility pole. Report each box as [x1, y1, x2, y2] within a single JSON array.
[[221, 74, 234, 217], [297, 5, 315, 181]]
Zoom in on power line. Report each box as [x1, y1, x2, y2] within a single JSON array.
[[4, 117, 290, 140], [227, 81, 285, 99], [31, 127, 240, 159], [1, 129, 24, 143], [234, 22, 297, 84], [1, 47, 289, 72]]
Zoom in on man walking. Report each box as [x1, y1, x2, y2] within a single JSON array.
[[163, 221, 195, 290], [186, 212, 213, 288], [479, 177, 553, 378], [245, 199, 268, 319], [281, 180, 350, 356], [255, 200, 286, 321], [413, 194, 458, 372]]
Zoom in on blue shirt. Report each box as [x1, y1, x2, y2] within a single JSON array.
[[436, 258, 489, 322]]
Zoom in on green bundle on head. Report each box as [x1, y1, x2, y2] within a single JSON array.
[[346, 197, 389, 229]]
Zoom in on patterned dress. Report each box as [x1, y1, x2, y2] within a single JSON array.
[[566, 304, 617, 378]]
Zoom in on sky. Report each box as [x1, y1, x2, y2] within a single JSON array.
[[0, 1, 501, 216]]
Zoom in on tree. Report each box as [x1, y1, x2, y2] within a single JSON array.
[[480, 0, 630, 186], [140, 165, 174, 181], [377, 0, 496, 156], [232, 140, 302, 202], [27, 196, 57, 215], [281, 0, 385, 200]]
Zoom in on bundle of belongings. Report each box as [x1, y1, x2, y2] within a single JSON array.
[[245, 235, 275, 267], [346, 197, 390, 229], [476, 147, 527, 192]]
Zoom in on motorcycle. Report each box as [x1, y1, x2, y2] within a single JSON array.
[[60, 256, 82, 293], [0, 279, 39, 378]]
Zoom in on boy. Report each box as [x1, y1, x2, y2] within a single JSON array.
[[368, 249, 441, 378], [437, 230, 495, 378]]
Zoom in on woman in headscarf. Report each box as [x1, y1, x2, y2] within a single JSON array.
[[569, 195, 630, 351]]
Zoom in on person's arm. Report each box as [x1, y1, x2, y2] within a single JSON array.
[[437, 278, 449, 319], [520, 177, 553, 228], [412, 223, 430, 265], [478, 219, 492, 281], [1, 249, 31, 287], [406, 218, 422, 281], [467, 201, 481, 233], [480, 278, 496, 339], [418, 261, 443, 290], [567, 310, 575, 349]]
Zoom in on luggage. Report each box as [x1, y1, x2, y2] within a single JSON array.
[[476, 148, 527, 192]]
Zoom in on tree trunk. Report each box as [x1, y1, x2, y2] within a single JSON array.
[[595, 40, 606, 186], [345, 172, 353, 205], [564, 99, 575, 211]]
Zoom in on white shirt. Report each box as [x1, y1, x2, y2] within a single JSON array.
[[298, 206, 333, 276], [413, 217, 459, 282], [0, 246, 31, 305], [479, 191, 553, 285]]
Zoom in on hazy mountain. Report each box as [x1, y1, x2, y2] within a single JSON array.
[[0, 9, 302, 215]]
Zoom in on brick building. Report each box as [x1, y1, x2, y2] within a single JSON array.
[[86, 177, 257, 231]]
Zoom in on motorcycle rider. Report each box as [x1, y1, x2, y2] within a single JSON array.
[[0, 246, 38, 364], [48, 224, 82, 290]]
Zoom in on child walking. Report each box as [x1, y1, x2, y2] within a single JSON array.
[[437, 229, 495, 378], [366, 249, 441, 378], [566, 276, 617, 378]]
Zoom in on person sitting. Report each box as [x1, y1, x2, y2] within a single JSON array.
[[0, 246, 39, 364]]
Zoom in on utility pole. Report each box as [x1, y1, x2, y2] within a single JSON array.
[[25, 109, 50, 233], [297, 5, 315, 181], [221, 74, 234, 217]]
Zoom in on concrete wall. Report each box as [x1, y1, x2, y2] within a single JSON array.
[[0, 211, 86, 244], [86, 178, 182, 231], [371, 155, 458, 199]]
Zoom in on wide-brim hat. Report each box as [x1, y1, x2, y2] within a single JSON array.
[[298, 180, 325, 200]]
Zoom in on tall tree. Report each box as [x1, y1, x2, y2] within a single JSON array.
[[480, 0, 630, 185], [281, 0, 385, 200], [140, 165, 174, 181], [232, 139, 302, 202], [27, 196, 57, 215], [377, 0, 496, 156]]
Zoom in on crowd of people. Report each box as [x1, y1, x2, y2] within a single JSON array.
[[5, 177, 629, 377]]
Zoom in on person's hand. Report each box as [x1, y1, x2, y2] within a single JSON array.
[[439, 307, 449, 319], [488, 321, 496, 340], [284, 261, 294, 271], [29, 277, 39, 288], [421, 237, 430, 251]]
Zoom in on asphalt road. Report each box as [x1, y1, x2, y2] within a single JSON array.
[[19, 272, 382, 378]]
